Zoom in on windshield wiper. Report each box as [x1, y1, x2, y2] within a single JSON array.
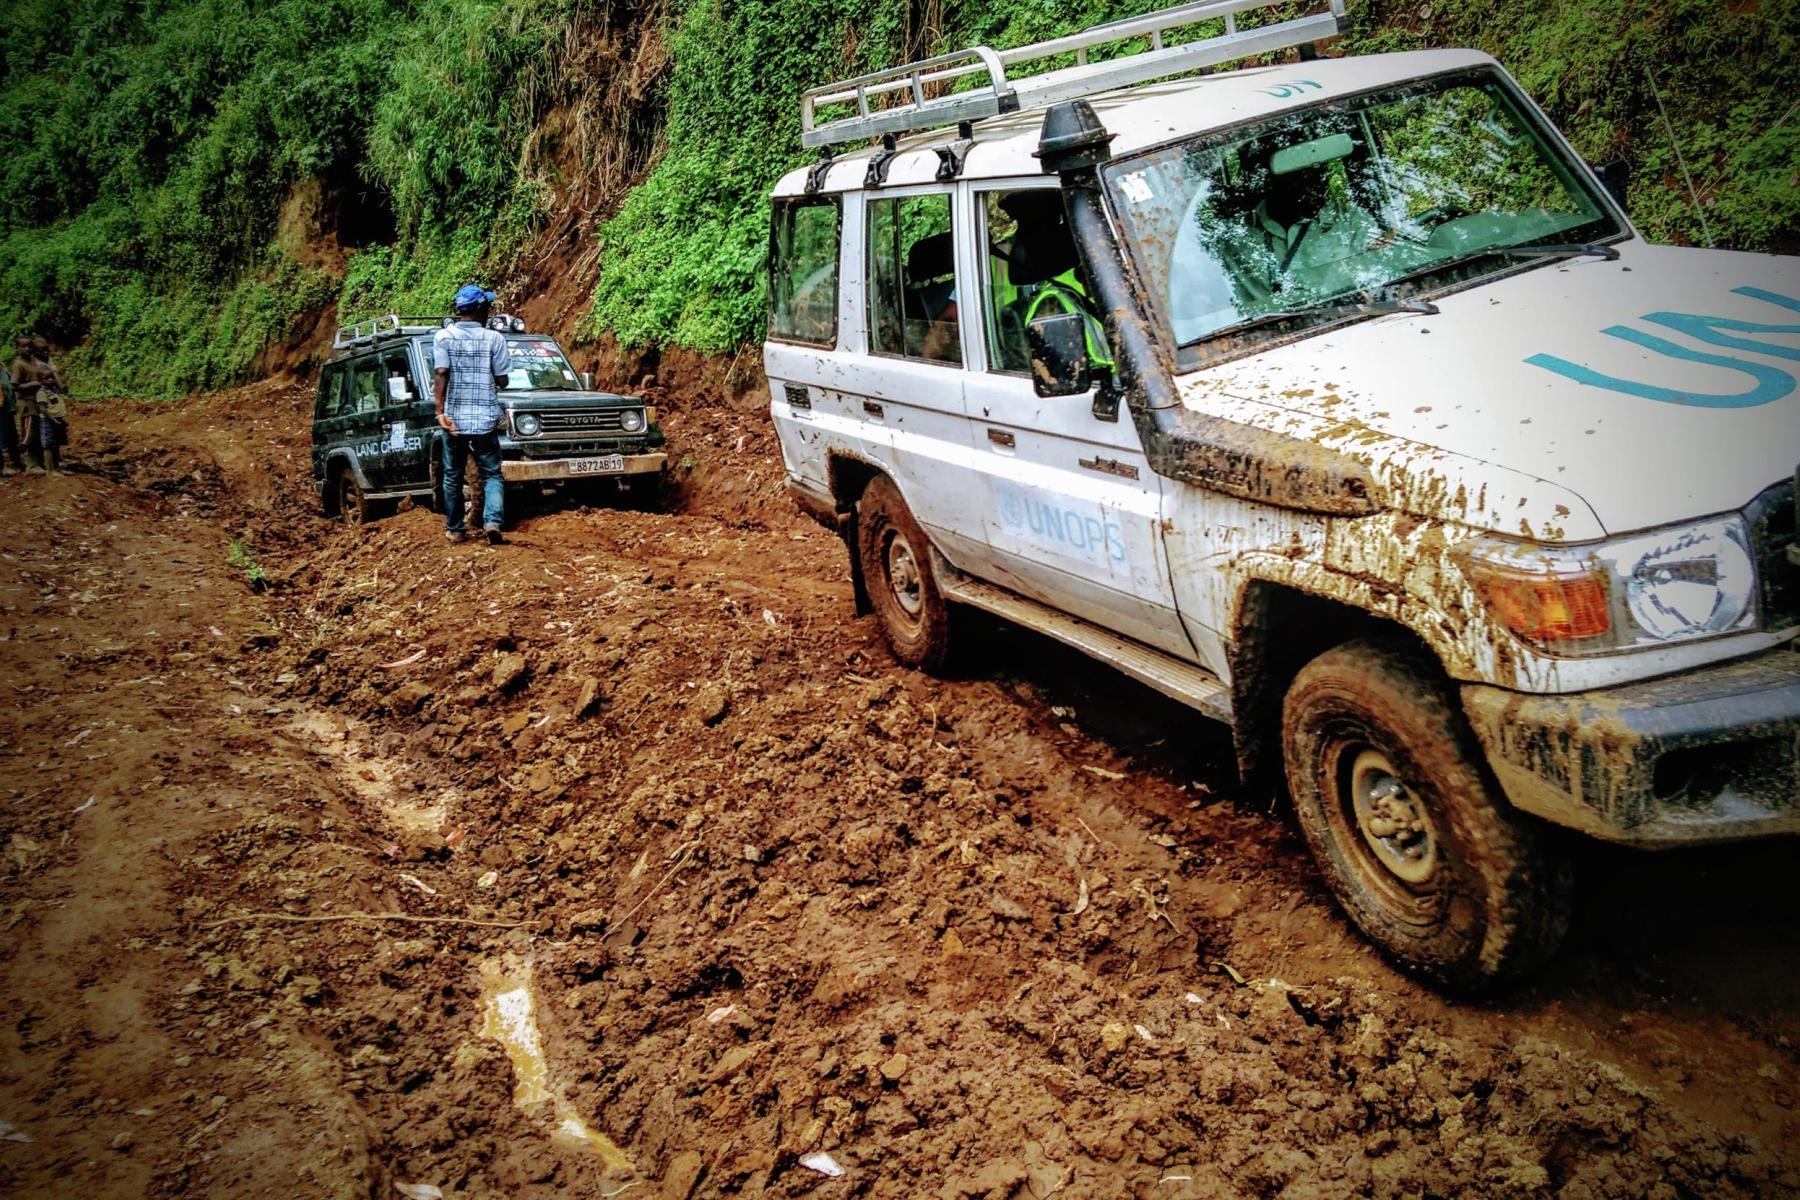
[[1482, 241, 1620, 261], [1206, 296, 1440, 342]]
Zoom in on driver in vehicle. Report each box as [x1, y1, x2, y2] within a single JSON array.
[[1226, 132, 1383, 307], [999, 191, 1113, 370]]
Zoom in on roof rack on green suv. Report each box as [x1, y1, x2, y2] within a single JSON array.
[[331, 314, 449, 352]]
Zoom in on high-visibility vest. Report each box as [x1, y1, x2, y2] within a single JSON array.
[[1022, 275, 1114, 370]]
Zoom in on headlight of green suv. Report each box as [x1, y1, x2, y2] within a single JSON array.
[[1458, 515, 1757, 656], [513, 412, 541, 437], [619, 409, 645, 433]]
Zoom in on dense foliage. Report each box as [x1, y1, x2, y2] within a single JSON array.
[[0, 0, 1794, 394], [0, 0, 574, 395]]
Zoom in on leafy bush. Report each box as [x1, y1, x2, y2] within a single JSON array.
[[0, 0, 569, 397]]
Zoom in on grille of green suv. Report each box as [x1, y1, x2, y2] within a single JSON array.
[[532, 408, 635, 434], [515, 438, 640, 459]]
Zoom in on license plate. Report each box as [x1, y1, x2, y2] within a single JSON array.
[[567, 455, 625, 476]]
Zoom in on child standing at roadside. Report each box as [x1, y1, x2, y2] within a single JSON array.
[[11, 336, 68, 475]]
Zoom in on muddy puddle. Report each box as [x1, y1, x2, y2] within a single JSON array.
[[289, 708, 446, 832], [478, 956, 636, 1185]]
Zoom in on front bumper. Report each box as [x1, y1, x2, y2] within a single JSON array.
[[501, 452, 666, 483], [1462, 646, 1800, 846]]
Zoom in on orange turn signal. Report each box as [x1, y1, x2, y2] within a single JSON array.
[[1470, 567, 1610, 641]]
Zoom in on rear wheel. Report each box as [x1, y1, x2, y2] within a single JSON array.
[[855, 475, 951, 669], [1281, 640, 1572, 990]]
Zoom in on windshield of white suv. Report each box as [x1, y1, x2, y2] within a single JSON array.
[[1103, 69, 1623, 364], [503, 338, 582, 391]]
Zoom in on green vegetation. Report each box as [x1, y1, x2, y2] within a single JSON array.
[[1, 0, 1794, 394], [226, 539, 268, 591], [0, 0, 574, 397]]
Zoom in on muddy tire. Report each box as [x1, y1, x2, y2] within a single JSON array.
[[856, 475, 951, 669], [1281, 640, 1572, 990], [336, 471, 373, 527]]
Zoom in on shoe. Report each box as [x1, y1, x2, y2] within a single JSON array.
[[24, 465, 44, 475], [484, 528, 506, 546], [1, 467, 15, 477], [445, 530, 468, 544]]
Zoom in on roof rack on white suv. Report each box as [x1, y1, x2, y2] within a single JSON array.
[[800, 0, 1344, 150], [331, 314, 446, 350]]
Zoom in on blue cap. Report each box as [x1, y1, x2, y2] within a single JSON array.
[[452, 284, 497, 312]]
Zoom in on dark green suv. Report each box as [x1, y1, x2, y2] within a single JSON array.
[[311, 314, 667, 523]]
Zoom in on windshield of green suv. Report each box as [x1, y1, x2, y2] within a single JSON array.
[[503, 338, 582, 391], [1103, 69, 1623, 363]]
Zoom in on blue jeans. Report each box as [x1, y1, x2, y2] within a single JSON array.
[[441, 430, 504, 533]]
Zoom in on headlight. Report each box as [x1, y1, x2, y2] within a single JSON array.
[[1613, 519, 1756, 641], [619, 409, 645, 433], [513, 412, 541, 437], [1459, 515, 1757, 655]]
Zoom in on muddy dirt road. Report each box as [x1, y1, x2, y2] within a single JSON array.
[[1, 380, 1796, 1198]]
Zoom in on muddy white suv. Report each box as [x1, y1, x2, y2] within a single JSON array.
[[763, 0, 1800, 987]]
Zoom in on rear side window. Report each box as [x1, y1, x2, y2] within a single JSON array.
[[768, 198, 841, 345], [315, 365, 345, 418], [867, 193, 961, 365]]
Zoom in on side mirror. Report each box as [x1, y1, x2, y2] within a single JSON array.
[[386, 376, 411, 401], [580, 371, 594, 391], [1026, 312, 1091, 398], [1591, 159, 1629, 206]]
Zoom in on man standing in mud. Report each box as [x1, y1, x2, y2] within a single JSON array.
[[434, 285, 512, 545]]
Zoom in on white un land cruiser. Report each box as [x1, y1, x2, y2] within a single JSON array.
[[762, 0, 1800, 988]]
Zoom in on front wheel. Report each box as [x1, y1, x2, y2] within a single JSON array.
[[1281, 640, 1572, 990], [855, 475, 951, 669], [337, 471, 372, 527]]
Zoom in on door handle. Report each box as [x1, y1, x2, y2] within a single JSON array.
[[987, 428, 1016, 449], [863, 400, 885, 418]]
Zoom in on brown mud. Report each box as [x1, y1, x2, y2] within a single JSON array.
[[0, 380, 1796, 1198]]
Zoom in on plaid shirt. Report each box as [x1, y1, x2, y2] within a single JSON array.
[[433, 321, 512, 434]]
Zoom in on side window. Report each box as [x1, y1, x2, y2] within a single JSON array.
[[316, 365, 345, 419], [382, 347, 416, 400], [350, 356, 384, 414], [769, 198, 840, 345], [980, 189, 1085, 375], [867, 192, 961, 366]]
